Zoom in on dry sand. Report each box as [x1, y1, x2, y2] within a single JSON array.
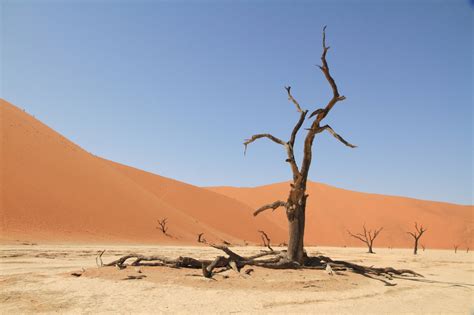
[[1, 244, 473, 314]]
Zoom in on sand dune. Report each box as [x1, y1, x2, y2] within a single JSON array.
[[207, 182, 473, 249], [0, 99, 284, 244], [1, 98, 472, 249]]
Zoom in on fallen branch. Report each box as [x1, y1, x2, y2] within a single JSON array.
[[99, 245, 421, 283]]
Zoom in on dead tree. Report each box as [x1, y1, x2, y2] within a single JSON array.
[[421, 244, 426, 251], [157, 218, 169, 235], [197, 233, 206, 244], [454, 244, 459, 253], [98, 27, 422, 283], [244, 26, 356, 264], [258, 230, 273, 251], [348, 225, 383, 254], [407, 222, 427, 255]]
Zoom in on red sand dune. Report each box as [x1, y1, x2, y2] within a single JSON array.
[[1, 98, 472, 249], [207, 183, 473, 249], [0, 99, 284, 244]]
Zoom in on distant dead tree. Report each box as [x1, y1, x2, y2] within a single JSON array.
[[348, 225, 383, 254], [156, 218, 169, 235], [466, 247, 469, 253], [197, 233, 206, 244], [258, 230, 273, 251], [453, 244, 459, 253], [245, 26, 356, 264], [407, 222, 427, 255], [421, 244, 426, 251]]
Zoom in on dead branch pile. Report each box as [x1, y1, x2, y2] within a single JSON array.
[[97, 241, 422, 282]]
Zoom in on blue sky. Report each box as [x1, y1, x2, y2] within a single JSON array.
[[1, 0, 472, 204]]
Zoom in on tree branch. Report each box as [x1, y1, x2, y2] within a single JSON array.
[[314, 25, 346, 123], [258, 230, 273, 251], [319, 125, 357, 148], [284, 86, 303, 113], [243, 134, 286, 155], [286, 86, 309, 147], [371, 227, 383, 241], [347, 230, 369, 245], [300, 26, 350, 178], [253, 201, 287, 216], [281, 86, 308, 179], [308, 108, 325, 119]]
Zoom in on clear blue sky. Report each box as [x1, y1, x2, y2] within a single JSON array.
[[1, 0, 472, 204]]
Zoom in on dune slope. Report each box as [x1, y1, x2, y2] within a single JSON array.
[[0, 99, 284, 244], [207, 182, 473, 249]]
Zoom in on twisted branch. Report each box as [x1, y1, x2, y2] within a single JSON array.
[[300, 26, 355, 179], [253, 200, 287, 216], [243, 134, 286, 155], [258, 230, 273, 251], [284, 86, 303, 113], [319, 125, 357, 148], [313, 25, 346, 124]]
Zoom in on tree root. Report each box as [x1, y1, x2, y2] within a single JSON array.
[[98, 246, 422, 283]]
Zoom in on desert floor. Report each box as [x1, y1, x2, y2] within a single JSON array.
[[0, 244, 473, 314]]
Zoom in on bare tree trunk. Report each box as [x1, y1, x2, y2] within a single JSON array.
[[368, 245, 374, 254], [414, 239, 418, 255], [287, 201, 306, 262]]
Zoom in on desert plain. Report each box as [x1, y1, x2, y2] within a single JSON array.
[[0, 243, 473, 314]]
